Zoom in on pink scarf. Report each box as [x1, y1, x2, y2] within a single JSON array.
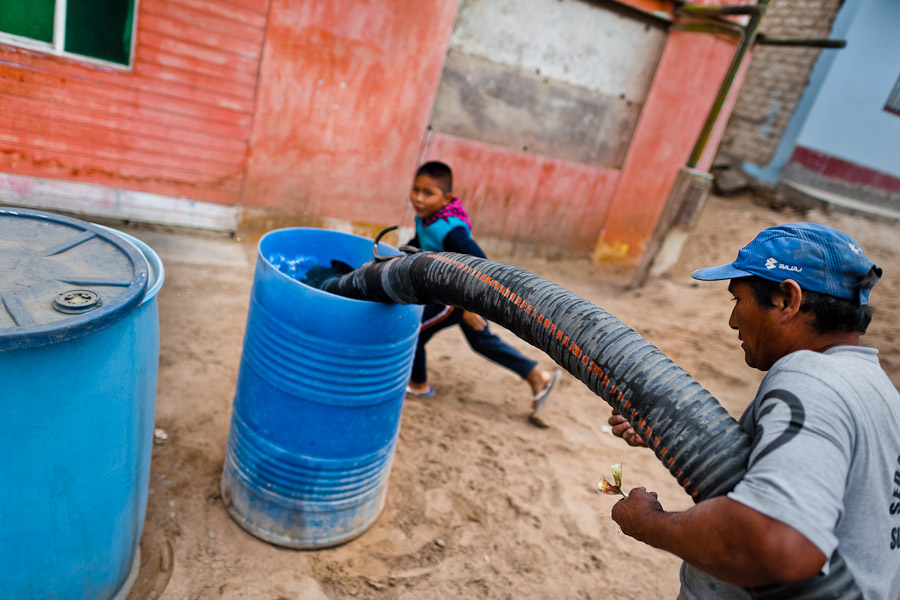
[[422, 197, 472, 228]]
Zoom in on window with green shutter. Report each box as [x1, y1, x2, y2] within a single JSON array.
[[0, 0, 137, 68]]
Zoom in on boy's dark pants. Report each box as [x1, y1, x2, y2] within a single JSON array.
[[410, 304, 537, 385]]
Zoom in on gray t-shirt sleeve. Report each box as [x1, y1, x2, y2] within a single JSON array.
[[727, 359, 855, 562]]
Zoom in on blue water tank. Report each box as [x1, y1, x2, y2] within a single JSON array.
[[222, 228, 423, 548], [0, 207, 164, 599]]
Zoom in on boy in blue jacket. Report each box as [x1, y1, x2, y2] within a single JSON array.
[[405, 161, 561, 421]]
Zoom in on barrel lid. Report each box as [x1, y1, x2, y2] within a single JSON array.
[[0, 207, 149, 350]]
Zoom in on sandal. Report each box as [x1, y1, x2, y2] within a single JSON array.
[[531, 369, 562, 417], [406, 385, 435, 398]]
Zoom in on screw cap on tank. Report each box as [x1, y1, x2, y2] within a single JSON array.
[[54, 290, 102, 314]]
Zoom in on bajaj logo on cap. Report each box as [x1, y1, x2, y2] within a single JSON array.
[[765, 257, 802, 273]]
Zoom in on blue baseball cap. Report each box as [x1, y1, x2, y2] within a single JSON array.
[[691, 223, 882, 305]]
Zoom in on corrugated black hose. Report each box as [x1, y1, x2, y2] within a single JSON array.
[[315, 245, 861, 599]]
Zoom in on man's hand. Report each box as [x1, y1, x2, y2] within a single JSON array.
[[462, 310, 487, 331], [611, 487, 663, 542], [606, 492, 827, 587], [608, 410, 647, 447]]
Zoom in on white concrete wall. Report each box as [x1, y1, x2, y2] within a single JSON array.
[[430, 0, 667, 168], [449, 0, 665, 100]]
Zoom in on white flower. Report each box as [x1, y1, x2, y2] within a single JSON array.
[[597, 463, 628, 499]]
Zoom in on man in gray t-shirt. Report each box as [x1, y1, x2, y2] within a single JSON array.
[[607, 223, 900, 599]]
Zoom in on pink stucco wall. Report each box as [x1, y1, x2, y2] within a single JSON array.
[[419, 133, 621, 256], [596, 31, 747, 259], [241, 0, 459, 226]]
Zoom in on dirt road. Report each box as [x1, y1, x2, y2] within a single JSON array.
[[127, 193, 899, 599]]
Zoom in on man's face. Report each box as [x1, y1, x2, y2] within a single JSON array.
[[410, 174, 452, 221], [728, 279, 782, 371]]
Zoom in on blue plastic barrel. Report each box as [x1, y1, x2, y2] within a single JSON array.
[[221, 228, 423, 548], [0, 207, 164, 599]]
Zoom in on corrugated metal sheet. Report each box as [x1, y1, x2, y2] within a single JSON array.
[[0, 0, 269, 205], [615, 0, 672, 19]]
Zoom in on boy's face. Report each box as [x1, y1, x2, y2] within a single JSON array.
[[410, 174, 452, 221]]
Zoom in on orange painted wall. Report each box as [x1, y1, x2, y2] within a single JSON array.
[[0, 0, 268, 205], [240, 0, 459, 226], [420, 133, 621, 256], [596, 31, 745, 259]]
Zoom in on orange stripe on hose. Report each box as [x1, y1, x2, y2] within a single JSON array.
[[426, 254, 682, 482]]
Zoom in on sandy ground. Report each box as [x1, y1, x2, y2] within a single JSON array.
[[124, 194, 899, 600]]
